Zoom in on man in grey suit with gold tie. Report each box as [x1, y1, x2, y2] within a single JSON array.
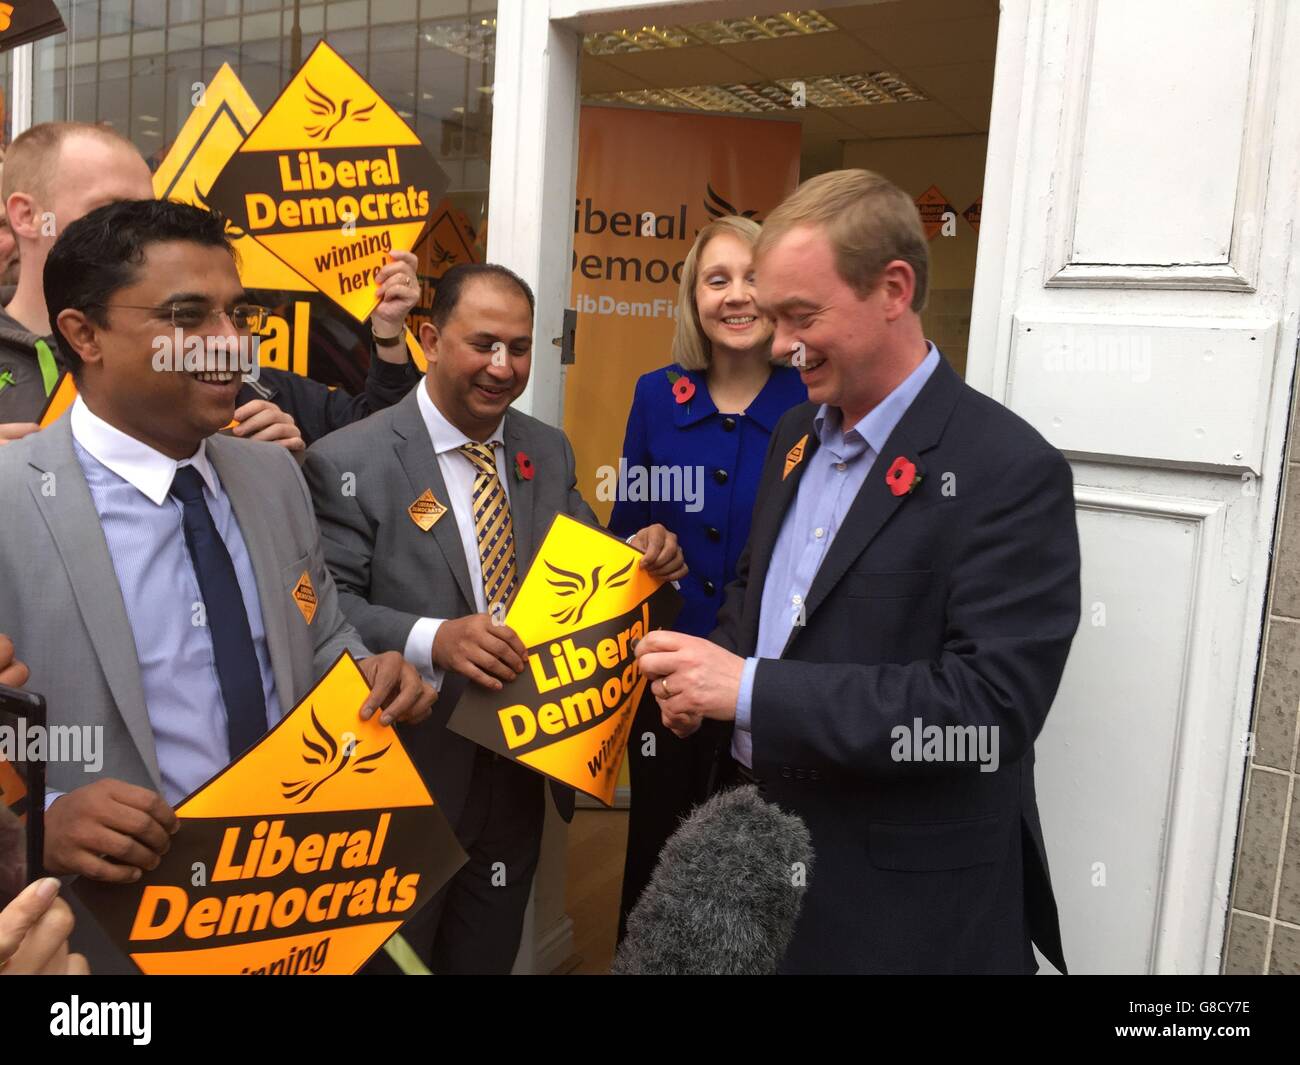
[[0, 199, 433, 971], [305, 263, 686, 973]]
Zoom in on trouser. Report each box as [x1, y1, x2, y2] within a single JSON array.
[[377, 747, 545, 975]]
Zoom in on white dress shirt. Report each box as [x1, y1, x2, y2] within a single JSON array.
[[401, 383, 512, 690], [65, 397, 282, 804]]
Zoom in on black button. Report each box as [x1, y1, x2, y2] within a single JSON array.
[[722, 416, 737, 432], [713, 468, 728, 485], [809, 769, 820, 782], [706, 526, 721, 542], [702, 579, 716, 595], [794, 769, 807, 781], [781, 766, 793, 780]]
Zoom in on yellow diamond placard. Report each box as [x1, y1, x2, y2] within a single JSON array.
[[448, 515, 682, 806], [204, 41, 449, 321], [72, 653, 466, 974], [153, 63, 309, 292]]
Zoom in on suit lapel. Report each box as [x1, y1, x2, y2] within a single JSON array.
[[208, 435, 297, 713], [502, 410, 537, 566], [391, 391, 476, 611], [788, 435, 923, 655], [784, 354, 964, 654], [749, 411, 821, 596], [26, 420, 162, 786]]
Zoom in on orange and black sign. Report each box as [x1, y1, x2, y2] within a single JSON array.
[[204, 42, 449, 323], [0, 0, 64, 52], [73, 653, 465, 975], [449, 515, 681, 805], [915, 184, 956, 240]]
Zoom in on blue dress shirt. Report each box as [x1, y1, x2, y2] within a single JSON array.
[[609, 362, 806, 637], [62, 398, 283, 805], [733, 344, 941, 767]]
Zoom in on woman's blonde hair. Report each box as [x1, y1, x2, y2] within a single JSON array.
[[671, 215, 764, 371]]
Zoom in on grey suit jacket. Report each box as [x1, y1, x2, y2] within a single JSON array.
[[304, 387, 596, 826], [0, 416, 369, 799]]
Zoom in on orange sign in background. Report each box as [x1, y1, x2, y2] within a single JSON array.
[[564, 107, 801, 524], [205, 42, 448, 324], [74, 654, 465, 975]]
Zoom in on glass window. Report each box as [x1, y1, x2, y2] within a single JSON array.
[[32, 0, 499, 391]]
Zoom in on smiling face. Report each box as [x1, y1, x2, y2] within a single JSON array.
[[419, 275, 533, 440], [755, 223, 918, 425], [692, 230, 773, 358], [59, 240, 250, 459]]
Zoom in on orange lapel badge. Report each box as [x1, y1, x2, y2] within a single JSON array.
[[408, 489, 447, 532], [783, 433, 809, 480], [292, 571, 318, 624]]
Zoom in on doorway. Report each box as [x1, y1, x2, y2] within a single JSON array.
[[552, 0, 1000, 974]]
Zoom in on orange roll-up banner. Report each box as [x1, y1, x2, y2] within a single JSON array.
[[564, 106, 800, 525]]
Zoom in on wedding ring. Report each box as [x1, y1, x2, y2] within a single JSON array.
[[661, 679, 673, 698]]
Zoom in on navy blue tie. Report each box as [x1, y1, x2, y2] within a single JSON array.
[[169, 465, 268, 760]]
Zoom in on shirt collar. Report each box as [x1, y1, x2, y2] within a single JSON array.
[[416, 381, 506, 455], [814, 342, 941, 453], [70, 396, 218, 506]]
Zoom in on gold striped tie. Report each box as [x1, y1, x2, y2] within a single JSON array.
[[459, 441, 519, 613]]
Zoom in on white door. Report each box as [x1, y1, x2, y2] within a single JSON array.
[[493, 0, 1300, 973], [969, 0, 1300, 972]]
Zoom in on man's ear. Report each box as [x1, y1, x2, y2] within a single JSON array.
[[55, 309, 103, 371], [418, 321, 439, 367], [4, 191, 43, 242], [878, 259, 917, 322]]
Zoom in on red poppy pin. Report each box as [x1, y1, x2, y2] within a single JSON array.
[[885, 455, 922, 496], [514, 451, 535, 481], [666, 369, 696, 406]]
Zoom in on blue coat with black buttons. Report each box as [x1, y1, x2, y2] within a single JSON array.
[[609, 362, 807, 638]]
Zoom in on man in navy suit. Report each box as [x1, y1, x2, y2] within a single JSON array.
[[635, 169, 1081, 974]]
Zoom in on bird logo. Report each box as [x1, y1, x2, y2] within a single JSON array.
[[281, 707, 391, 804], [430, 239, 456, 268], [545, 558, 635, 627], [703, 182, 760, 224], [303, 78, 377, 142]]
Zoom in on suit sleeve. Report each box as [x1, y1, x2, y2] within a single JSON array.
[[608, 379, 650, 538], [362, 347, 422, 415], [752, 445, 1081, 782], [280, 446, 371, 670], [302, 443, 425, 656], [560, 430, 600, 528], [321, 346, 422, 434]]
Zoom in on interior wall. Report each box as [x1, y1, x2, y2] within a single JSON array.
[[841, 132, 987, 377]]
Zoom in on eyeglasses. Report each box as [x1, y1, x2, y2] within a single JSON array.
[[96, 301, 272, 333]]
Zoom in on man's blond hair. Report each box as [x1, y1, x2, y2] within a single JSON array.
[[754, 169, 929, 312], [2, 121, 138, 206]]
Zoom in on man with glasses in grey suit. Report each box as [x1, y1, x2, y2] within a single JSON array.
[[0, 199, 434, 972]]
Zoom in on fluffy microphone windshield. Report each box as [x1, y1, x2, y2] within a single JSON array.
[[613, 784, 813, 975]]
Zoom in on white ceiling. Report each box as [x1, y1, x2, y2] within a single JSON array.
[[579, 0, 998, 160]]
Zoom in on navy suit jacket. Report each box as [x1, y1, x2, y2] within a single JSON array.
[[712, 351, 1080, 974]]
